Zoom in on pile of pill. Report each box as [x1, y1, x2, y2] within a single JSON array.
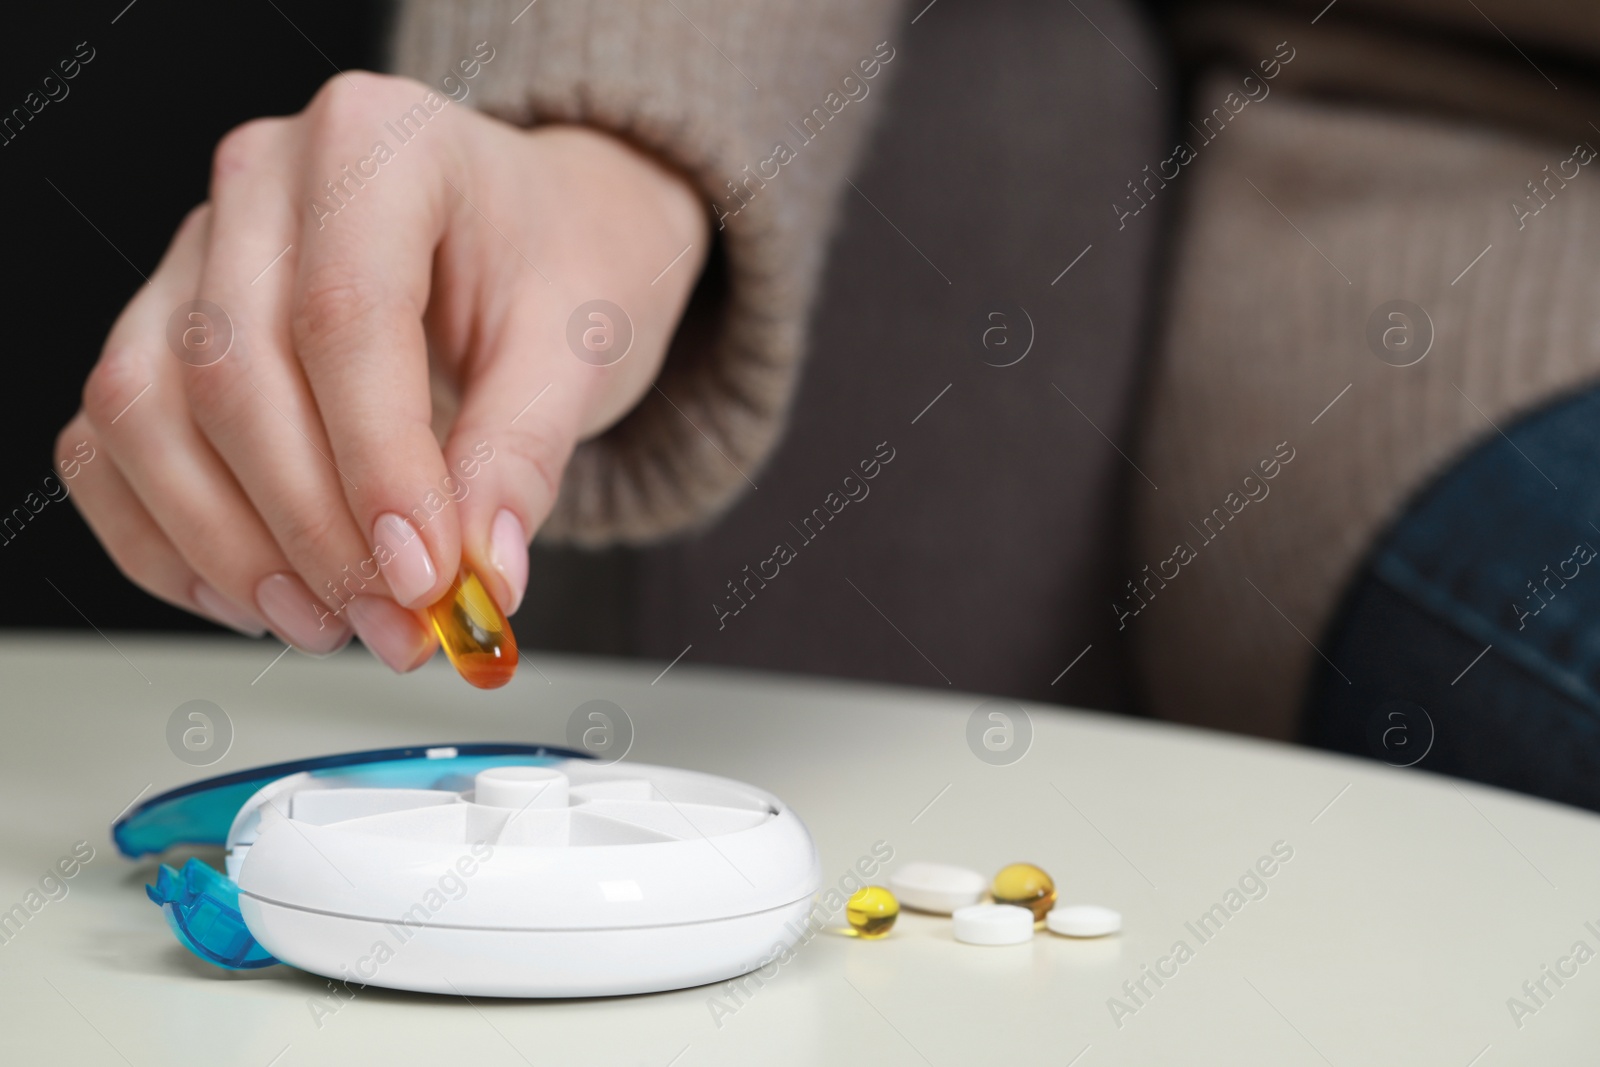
[[842, 860, 1120, 946]]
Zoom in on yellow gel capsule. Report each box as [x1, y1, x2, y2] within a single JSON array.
[[991, 862, 1056, 923], [845, 886, 899, 939], [427, 568, 518, 689]]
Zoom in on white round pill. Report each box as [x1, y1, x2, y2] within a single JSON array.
[[952, 903, 1034, 945], [1047, 904, 1122, 938], [887, 861, 987, 915]]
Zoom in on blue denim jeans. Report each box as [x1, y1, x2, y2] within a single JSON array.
[[1305, 386, 1600, 811]]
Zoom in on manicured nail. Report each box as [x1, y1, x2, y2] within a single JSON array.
[[489, 508, 528, 615], [255, 572, 351, 654], [372, 512, 437, 608], [346, 595, 435, 673], [192, 581, 266, 637]]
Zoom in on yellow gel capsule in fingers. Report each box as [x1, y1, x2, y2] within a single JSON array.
[[845, 886, 899, 939], [991, 862, 1056, 923], [427, 568, 518, 689]]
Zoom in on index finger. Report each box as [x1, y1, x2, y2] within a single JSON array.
[[290, 73, 458, 609]]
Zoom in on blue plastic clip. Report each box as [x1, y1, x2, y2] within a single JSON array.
[[146, 858, 278, 970]]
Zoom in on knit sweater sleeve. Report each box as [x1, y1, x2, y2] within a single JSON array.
[[387, 0, 906, 545]]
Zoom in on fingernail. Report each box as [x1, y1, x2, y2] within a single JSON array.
[[346, 595, 435, 673], [489, 508, 528, 614], [255, 572, 351, 655], [192, 581, 266, 637], [372, 512, 438, 608]]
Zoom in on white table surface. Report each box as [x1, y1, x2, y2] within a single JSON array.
[[1, 633, 1596, 1065]]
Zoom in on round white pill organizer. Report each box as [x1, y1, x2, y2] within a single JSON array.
[[115, 743, 821, 997]]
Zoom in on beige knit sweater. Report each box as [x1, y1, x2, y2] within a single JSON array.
[[1135, 2, 1600, 737], [391, 0, 1600, 738], [390, 0, 903, 545]]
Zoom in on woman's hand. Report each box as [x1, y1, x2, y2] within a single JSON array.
[[56, 71, 708, 670]]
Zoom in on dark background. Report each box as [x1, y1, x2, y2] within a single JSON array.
[[2, 0, 388, 631]]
